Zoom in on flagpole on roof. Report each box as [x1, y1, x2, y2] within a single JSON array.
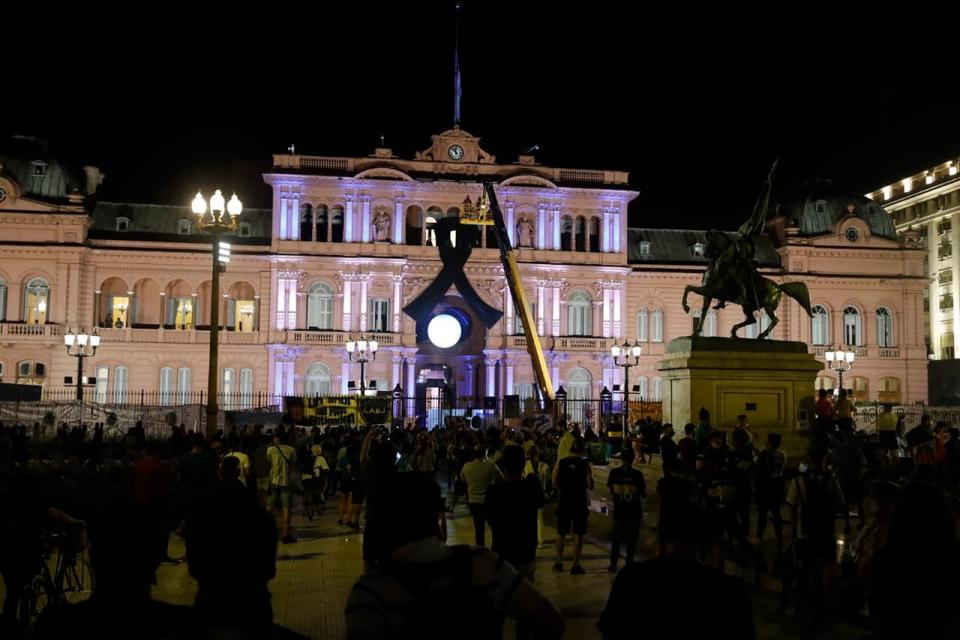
[[453, 2, 462, 126]]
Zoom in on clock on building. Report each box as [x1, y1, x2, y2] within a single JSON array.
[[845, 227, 859, 242], [447, 144, 464, 161]]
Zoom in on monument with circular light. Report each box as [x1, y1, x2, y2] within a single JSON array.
[[427, 314, 462, 349]]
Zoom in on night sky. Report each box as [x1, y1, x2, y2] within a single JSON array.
[[4, 4, 957, 230]]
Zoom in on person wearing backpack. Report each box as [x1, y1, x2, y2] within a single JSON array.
[[345, 473, 563, 640], [266, 428, 298, 544], [785, 447, 845, 627]]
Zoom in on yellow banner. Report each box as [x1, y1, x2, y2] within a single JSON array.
[[285, 396, 392, 427]]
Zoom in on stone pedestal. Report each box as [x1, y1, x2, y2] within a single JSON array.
[[657, 336, 822, 456]]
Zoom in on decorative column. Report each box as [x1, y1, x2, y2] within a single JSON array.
[[537, 283, 546, 336], [94, 289, 102, 327], [602, 207, 611, 252], [593, 300, 602, 338], [296, 292, 307, 330], [393, 196, 404, 244], [361, 195, 371, 243], [505, 287, 514, 335], [405, 354, 417, 418], [505, 357, 515, 395], [392, 275, 403, 332], [341, 355, 351, 394], [392, 352, 403, 389], [253, 295, 260, 331], [290, 193, 300, 240], [311, 205, 317, 242], [485, 356, 497, 397], [602, 287, 612, 337], [359, 276, 369, 332], [553, 204, 561, 250], [506, 201, 515, 246], [344, 194, 354, 243], [279, 195, 288, 240], [463, 358, 475, 399], [341, 277, 353, 331], [613, 204, 622, 253], [552, 282, 561, 336], [613, 284, 622, 338], [537, 203, 546, 249], [928, 219, 941, 356]]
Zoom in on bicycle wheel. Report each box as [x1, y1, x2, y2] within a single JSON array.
[[19, 572, 60, 630], [303, 492, 316, 521], [57, 553, 95, 599]]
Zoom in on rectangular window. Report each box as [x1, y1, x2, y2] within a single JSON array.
[[940, 270, 953, 285], [515, 302, 536, 335], [368, 298, 390, 332]]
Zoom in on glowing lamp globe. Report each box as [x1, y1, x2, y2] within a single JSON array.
[[427, 314, 462, 349]]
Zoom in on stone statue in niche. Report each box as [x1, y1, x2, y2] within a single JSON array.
[[516, 216, 535, 248], [372, 206, 391, 242]]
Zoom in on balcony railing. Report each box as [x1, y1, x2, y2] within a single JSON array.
[[878, 348, 901, 358], [491, 335, 616, 351], [0, 323, 64, 340]]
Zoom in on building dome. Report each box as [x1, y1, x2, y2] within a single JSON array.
[[779, 179, 896, 239], [0, 135, 87, 202]]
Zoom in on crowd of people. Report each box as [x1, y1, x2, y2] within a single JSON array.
[[0, 394, 958, 637]]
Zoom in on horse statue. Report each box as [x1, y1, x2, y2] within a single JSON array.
[[681, 162, 812, 339]]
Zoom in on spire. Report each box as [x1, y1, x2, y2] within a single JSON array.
[[453, 2, 462, 126]]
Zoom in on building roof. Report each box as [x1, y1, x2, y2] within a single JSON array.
[[0, 135, 87, 202], [90, 202, 272, 243], [627, 228, 782, 267], [778, 179, 897, 239]]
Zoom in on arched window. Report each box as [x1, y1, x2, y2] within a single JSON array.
[[635, 376, 648, 400], [316, 205, 329, 242], [177, 367, 191, 405], [307, 283, 333, 330], [560, 216, 573, 251], [24, 278, 49, 324], [305, 362, 332, 396], [589, 217, 601, 253], [240, 368, 254, 408], [222, 368, 236, 410], [566, 367, 593, 423], [299, 203, 313, 240], [636, 308, 648, 342], [876, 307, 895, 347], [405, 205, 423, 246], [425, 206, 443, 247], [575, 216, 587, 252], [811, 305, 830, 346], [652, 377, 662, 401], [160, 367, 174, 405], [844, 306, 862, 346], [651, 308, 664, 343], [95, 366, 109, 404], [331, 205, 344, 242], [878, 377, 900, 403], [114, 366, 128, 403], [567, 291, 592, 336], [515, 301, 536, 335]]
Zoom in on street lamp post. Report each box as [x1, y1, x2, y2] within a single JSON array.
[[346, 335, 378, 396], [64, 328, 101, 427], [611, 340, 642, 438], [192, 189, 243, 437], [825, 348, 855, 395]]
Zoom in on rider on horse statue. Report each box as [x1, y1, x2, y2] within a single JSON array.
[[683, 161, 813, 339]]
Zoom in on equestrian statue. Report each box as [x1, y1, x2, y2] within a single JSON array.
[[682, 161, 813, 339]]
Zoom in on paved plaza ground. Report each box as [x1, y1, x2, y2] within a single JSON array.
[[3, 473, 865, 638]]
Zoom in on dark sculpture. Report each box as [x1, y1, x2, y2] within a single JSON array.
[[682, 162, 812, 339]]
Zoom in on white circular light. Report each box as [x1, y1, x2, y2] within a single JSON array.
[[427, 314, 462, 349]]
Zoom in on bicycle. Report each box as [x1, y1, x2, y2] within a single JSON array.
[[302, 472, 328, 521], [18, 529, 92, 631]]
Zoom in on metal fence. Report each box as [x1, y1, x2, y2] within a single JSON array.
[[38, 388, 281, 411]]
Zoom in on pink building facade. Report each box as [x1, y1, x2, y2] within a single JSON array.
[[0, 131, 928, 417]]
